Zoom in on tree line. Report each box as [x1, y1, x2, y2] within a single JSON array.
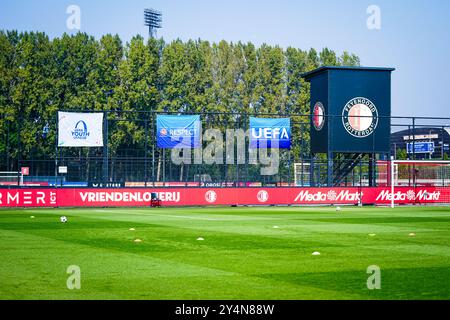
[[0, 30, 360, 170]]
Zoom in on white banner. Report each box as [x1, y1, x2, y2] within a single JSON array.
[[58, 112, 104, 147]]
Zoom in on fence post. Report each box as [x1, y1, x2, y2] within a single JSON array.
[[152, 112, 155, 187], [390, 156, 395, 208], [245, 113, 249, 186], [54, 112, 58, 188], [412, 117, 416, 160], [103, 111, 108, 184], [144, 118, 148, 185], [327, 151, 333, 187]]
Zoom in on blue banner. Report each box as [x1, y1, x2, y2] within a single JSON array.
[[157, 115, 201, 149], [250, 117, 291, 149], [407, 142, 435, 154]]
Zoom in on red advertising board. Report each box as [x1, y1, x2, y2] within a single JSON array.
[[0, 189, 57, 207], [0, 187, 448, 208]]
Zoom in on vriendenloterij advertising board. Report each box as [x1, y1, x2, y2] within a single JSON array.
[[249, 117, 291, 149], [156, 115, 201, 148], [58, 111, 104, 147]]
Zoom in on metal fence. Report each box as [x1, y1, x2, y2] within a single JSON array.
[[2, 111, 450, 187]]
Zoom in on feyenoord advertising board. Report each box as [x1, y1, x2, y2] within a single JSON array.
[[0, 187, 446, 207], [302, 66, 395, 154]]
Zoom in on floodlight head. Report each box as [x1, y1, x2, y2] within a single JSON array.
[[144, 8, 162, 38]]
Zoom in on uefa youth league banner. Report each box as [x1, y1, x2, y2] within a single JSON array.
[[157, 115, 201, 149], [249, 117, 291, 149], [58, 112, 104, 147]]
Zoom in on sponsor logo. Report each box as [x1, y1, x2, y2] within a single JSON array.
[[0, 191, 56, 206], [160, 128, 168, 136], [257, 190, 269, 203], [313, 102, 325, 131], [78, 191, 180, 203], [205, 190, 217, 203], [169, 128, 196, 138], [376, 189, 440, 201], [249, 118, 291, 149], [71, 120, 90, 140], [200, 182, 235, 187], [342, 97, 378, 138], [90, 182, 124, 188], [251, 128, 289, 140], [294, 190, 363, 203]]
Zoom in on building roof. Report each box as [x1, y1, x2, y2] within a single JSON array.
[[301, 66, 396, 81]]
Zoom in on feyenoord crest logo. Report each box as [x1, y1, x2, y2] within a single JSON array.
[[257, 190, 269, 203], [205, 190, 217, 203], [342, 97, 378, 138], [312, 102, 325, 131]]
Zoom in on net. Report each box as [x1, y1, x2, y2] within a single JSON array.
[[390, 160, 450, 206]]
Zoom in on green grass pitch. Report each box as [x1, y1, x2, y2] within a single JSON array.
[[0, 206, 449, 300]]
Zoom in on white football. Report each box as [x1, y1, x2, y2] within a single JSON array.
[[60, 216, 68, 223], [336, 206, 341, 212]]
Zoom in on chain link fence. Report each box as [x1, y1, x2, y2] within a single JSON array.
[[1, 111, 450, 187]]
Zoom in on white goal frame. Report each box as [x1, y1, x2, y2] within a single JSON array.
[[390, 158, 450, 208]]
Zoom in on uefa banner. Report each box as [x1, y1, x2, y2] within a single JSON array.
[[156, 115, 201, 149], [1, 187, 447, 207], [249, 117, 291, 149], [58, 112, 103, 147]]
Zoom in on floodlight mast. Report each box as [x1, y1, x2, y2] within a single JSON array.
[[144, 8, 162, 38]]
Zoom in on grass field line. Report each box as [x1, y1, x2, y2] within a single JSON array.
[[87, 206, 450, 221], [26, 209, 445, 240], [81, 211, 438, 237], [90, 209, 286, 221]]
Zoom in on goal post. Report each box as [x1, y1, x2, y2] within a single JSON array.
[[389, 159, 450, 207], [294, 162, 311, 186]]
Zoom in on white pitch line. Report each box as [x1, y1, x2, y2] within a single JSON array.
[[145, 213, 223, 221], [86, 209, 299, 222], [92, 210, 223, 221]]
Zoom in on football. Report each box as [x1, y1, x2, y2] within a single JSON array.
[[60, 216, 68, 223]]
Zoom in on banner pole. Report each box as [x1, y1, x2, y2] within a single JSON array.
[[55, 112, 58, 189], [144, 118, 148, 185], [152, 112, 155, 187]]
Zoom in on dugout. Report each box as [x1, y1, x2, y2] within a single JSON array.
[[302, 66, 395, 187]]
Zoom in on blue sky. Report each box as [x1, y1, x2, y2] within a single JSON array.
[[1, 0, 450, 118]]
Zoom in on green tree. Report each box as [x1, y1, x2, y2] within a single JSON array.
[[339, 51, 360, 66], [319, 48, 338, 66], [396, 148, 408, 160], [0, 30, 363, 181]]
